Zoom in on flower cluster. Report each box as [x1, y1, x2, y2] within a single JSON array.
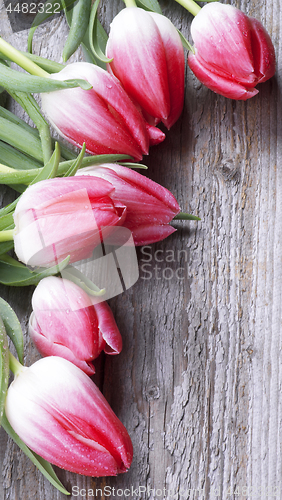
[[0, 0, 276, 495]]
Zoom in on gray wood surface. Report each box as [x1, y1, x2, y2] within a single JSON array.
[[0, 0, 281, 498]]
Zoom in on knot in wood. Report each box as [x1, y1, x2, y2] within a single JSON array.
[[145, 385, 160, 401]]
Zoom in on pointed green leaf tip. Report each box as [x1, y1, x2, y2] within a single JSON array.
[[62, 0, 92, 62], [174, 213, 201, 221]]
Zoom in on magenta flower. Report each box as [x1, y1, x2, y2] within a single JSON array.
[[41, 62, 165, 161], [29, 276, 122, 375], [77, 164, 180, 245], [5, 356, 133, 476], [106, 7, 185, 129], [13, 176, 126, 267], [188, 3, 276, 100]]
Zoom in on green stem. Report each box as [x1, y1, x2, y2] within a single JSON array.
[[0, 106, 75, 162], [0, 37, 50, 77], [0, 155, 134, 185], [9, 351, 25, 376], [9, 91, 52, 165], [19, 52, 64, 74], [174, 0, 201, 16], [123, 0, 137, 7], [0, 230, 14, 242], [174, 212, 201, 221]]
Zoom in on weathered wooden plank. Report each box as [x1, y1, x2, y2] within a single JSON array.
[[1, 0, 282, 499]]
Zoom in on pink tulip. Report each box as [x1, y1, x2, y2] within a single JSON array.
[[41, 62, 165, 161], [77, 164, 180, 245], [13, 176, 126, 267], [188, 3, 276, 100], [29, 276, 122, 375], [106, 7, 185, 129], [5, 356, 133, 476]]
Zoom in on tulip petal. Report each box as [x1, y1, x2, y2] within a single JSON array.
[[188, 52, 259, 100], [249, 17, 276, 82], [93, 301, 122, 355], [29, 317, 96, 375], [77, 164, 180, 245], [30, 277, 100, 358], [79, 164, 180, 213], [13, 177, 127, 267], [5, 357, 133, 476], [149, 12, 185, 129], [188, 3, 276, 100], [145, 123, 166, 146], [14, 176, 115, 214], [190, 3, 256, 86], [106, 7, 170, 121], [42, 63, 154, 161], [130, 223, 177, 246]]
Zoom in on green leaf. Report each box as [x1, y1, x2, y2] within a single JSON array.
[[63, 143, 86, 177], [0, 106, 75, 162], [119, 162, 148, 169], [0, 140, 43, 171], [0, 63, 91, 93], [0, 104, 39, 136], [177, 29, 193, 52], [0, 196, 21, 217], [19, 52, 65, 74], [0, 298, 24, 364], [0, 167, 40, 185], [0, 241, 14, 256], [58, 153, 133, 175], [0, 254, 26, 268], [62, 265, 106, 296], [62, 0, 92, 62], [88, 0, 112, 65], [173, 212, 201, 221], [0, 116, 43, 162], [28, 0, 77, 53], [0, 214, 14, 231], [81, 42, 98, 65], [63, 0, 107, 67], [7, 184, 26, 194], [0, 255, 70, 287], [0, 318, 9, 426], [0, 153, 134, 186], [8, 91, 53, 165], [135, 0, 162, 13], [1, 412, 70, 495], [30, 142, 60, 185]]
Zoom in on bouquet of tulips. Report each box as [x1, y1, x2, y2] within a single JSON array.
[[0, 0, 276, 494]]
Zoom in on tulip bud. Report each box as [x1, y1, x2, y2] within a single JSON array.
[[188, 3, 276, 100], [29, 276, 122, 375], [41, 62, 165, 161], [13, 176, 126, 268], [5, 356, 133, 476], [77, 163, 181, 245], [106, 7, 185, 129]]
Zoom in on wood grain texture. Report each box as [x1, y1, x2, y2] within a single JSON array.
[[1, 0, 282, 499]]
